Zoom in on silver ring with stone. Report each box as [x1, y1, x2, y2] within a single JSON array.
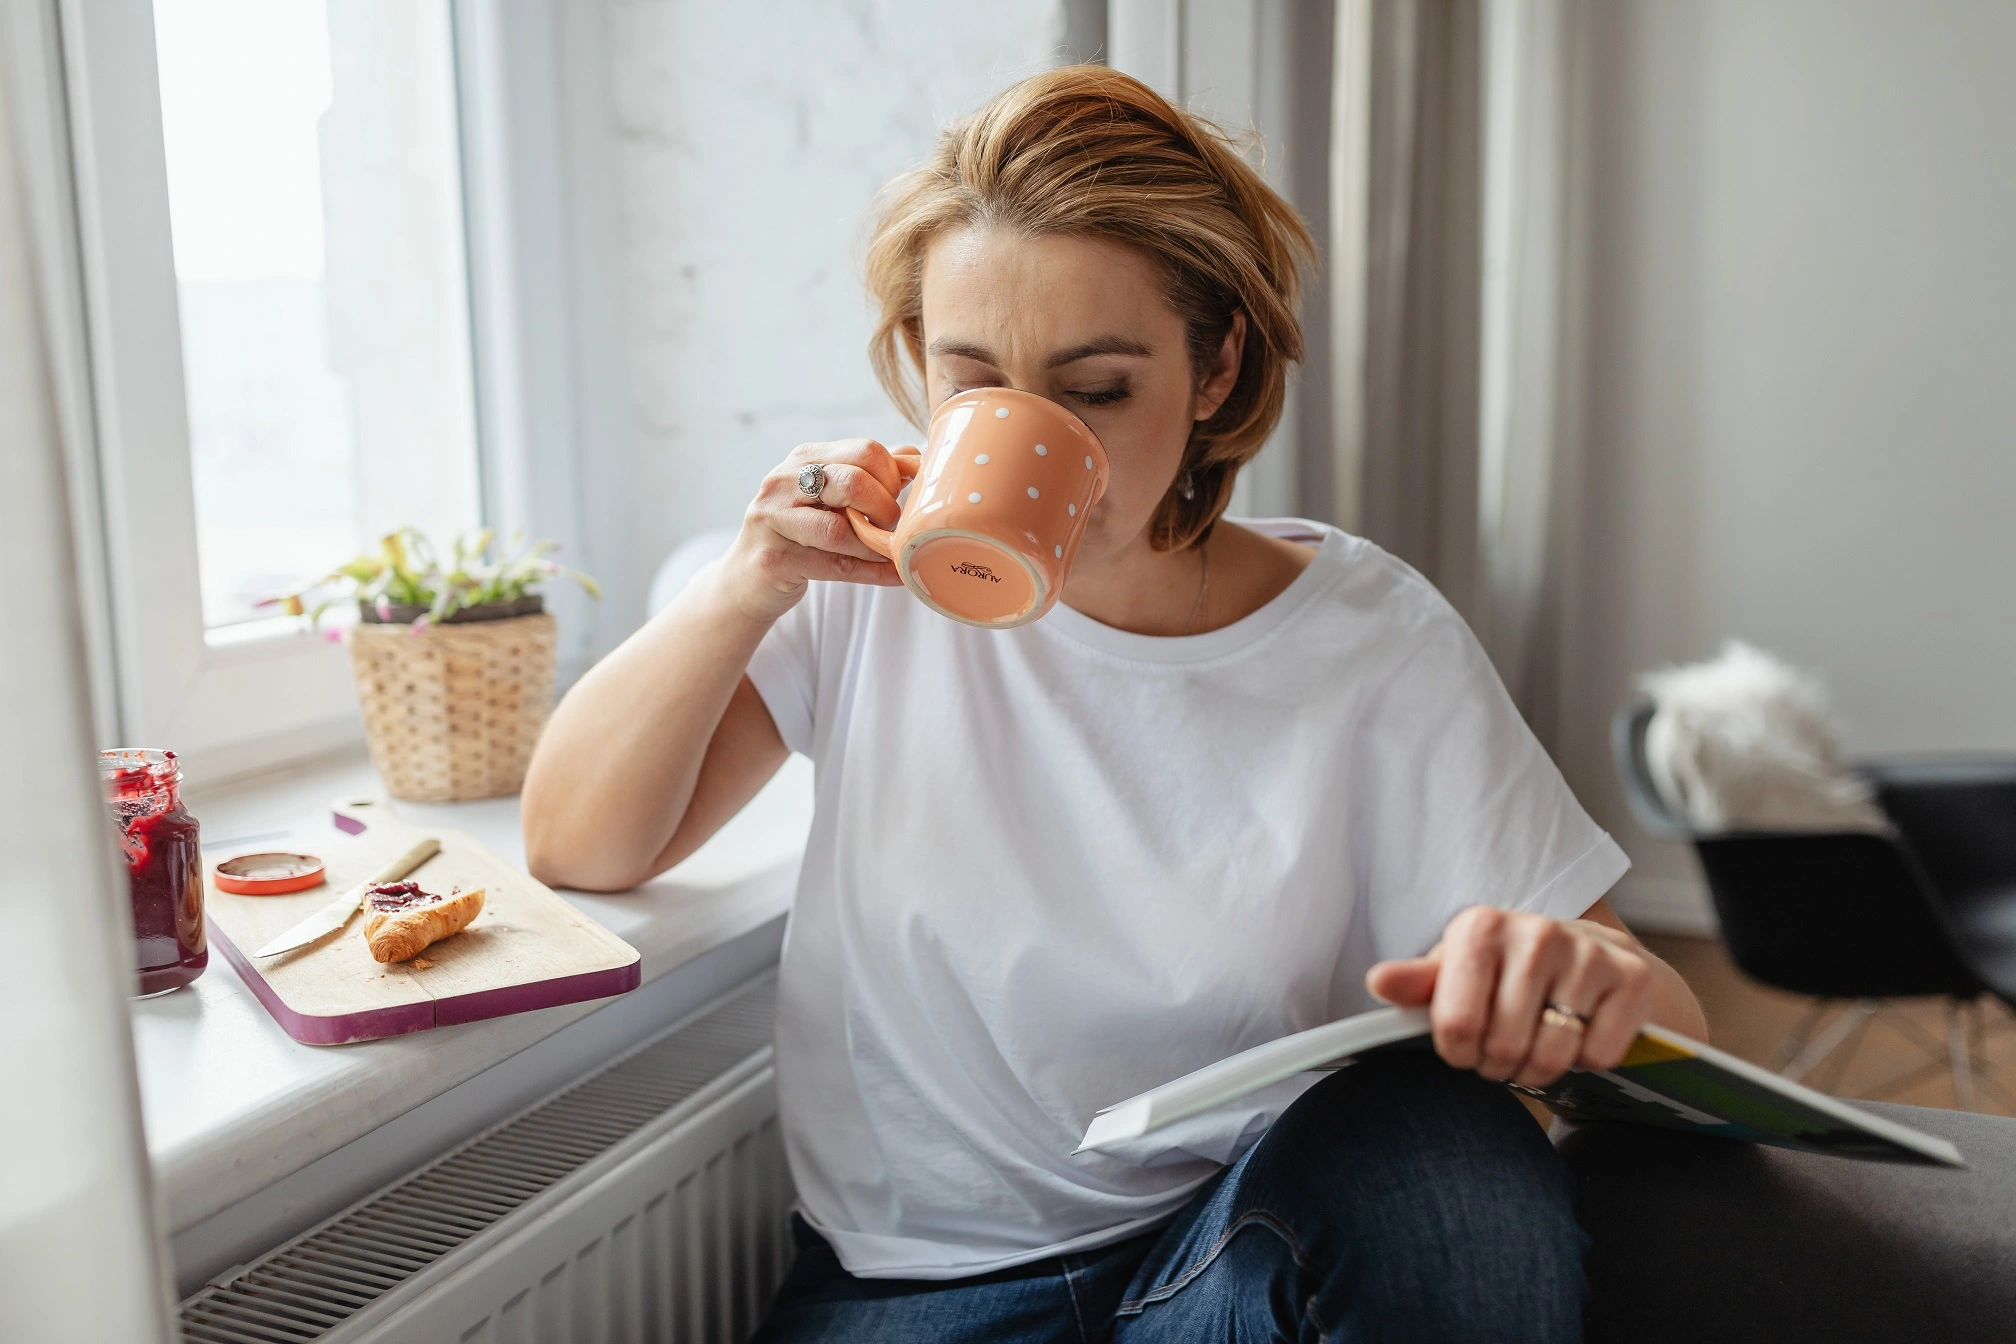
[[796, 463, 829, 500]]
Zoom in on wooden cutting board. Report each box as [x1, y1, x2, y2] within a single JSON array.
[[205, 807, 640, 1045]]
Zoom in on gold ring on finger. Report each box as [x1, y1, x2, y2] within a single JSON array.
[[1541, 1002, 1590, 1034]]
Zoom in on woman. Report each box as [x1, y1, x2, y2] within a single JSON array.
[[524, 65, 1705, 1342]]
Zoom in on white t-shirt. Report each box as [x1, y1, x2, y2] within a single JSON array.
[[744, 519, 1628, 1280]]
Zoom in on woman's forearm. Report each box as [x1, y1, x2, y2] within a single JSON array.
[[521, 561, 778, 891], [522, 437, 909, 890]]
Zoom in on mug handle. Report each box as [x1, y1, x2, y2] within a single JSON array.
[[844, 449, 922, 561]]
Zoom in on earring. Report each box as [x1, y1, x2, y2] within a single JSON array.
[[1178, 472, 1196, 501]]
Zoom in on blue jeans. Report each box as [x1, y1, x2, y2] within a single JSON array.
[[751, 1052, 1586, 1343]]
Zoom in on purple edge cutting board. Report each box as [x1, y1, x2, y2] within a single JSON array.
[[206, 806, 641, 1046]]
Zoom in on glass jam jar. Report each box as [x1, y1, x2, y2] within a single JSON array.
[[100, 749, 207, 997]]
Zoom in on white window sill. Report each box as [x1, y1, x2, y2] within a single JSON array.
[[135, 746, 811, 1281], [202, 613, 344, 651]]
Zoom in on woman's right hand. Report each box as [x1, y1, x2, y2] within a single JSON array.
[[720, 438, 914, 621]]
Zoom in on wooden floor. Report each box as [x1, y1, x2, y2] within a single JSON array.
[[1642, 933, 2016, 1116]]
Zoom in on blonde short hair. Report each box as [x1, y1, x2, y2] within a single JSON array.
[[865, 65, 1314, 550]]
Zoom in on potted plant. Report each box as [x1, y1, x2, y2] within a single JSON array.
[[273, 529, 599, 802]]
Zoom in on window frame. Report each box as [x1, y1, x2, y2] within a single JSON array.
[[449, 0, 614, 688], [36, 0, 602, 780]]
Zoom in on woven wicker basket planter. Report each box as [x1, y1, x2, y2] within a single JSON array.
[[348, 610, 558, 802]]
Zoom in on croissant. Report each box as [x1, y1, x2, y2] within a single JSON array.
[[364, 885, 485, 964]]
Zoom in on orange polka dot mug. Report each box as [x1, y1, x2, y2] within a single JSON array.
[[848, 388, 1111, 628]]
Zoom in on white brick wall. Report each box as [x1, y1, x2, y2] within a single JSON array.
[[603, 0, 1069, 587]]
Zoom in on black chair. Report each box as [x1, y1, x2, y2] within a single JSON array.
[[1612, 703, 2016, 1106], [1866, 760, 2016, 999]]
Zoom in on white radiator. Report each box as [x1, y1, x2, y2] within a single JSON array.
[[179, 976, 797, 1344]]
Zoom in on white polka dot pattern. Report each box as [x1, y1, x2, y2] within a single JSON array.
[[888, 388, 1109, 626]]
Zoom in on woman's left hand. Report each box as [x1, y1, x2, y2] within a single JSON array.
[[1363, 906, 1657, 1088]]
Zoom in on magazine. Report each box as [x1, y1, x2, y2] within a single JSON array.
[[1075, 1006, 1964, 1167]]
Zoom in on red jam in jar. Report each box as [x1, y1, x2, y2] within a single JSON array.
[[100, 749, 207, 997]]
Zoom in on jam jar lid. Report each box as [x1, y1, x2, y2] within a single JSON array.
[[214, 852, 328, 895]]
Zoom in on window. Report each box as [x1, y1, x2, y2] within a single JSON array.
[[153, 0, 481, 632], [44, 0, 499, 777], [29, 0, 599, 776]]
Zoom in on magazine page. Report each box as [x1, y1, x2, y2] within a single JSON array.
[[1534, 1025, 1963, 1167], [1073, 1007, 1429, 1156], [1077, 1010, 1963, 1168]]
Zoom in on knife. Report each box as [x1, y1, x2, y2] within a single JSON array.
[[252, 837, 442, 958]]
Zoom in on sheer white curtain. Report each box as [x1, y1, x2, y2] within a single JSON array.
[[1332, 0, 1586, 744], [1331, 0, 1484, 620], [0, 12, 178, 1340], [1476, 0, 1589, 744]]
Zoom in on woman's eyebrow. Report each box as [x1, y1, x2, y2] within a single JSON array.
[[1045, 336, 1153, 367], [927, 339, 1002, 365], [925, 335, 1156, 368]]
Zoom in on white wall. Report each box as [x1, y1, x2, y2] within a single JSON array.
[[599, 0, 1071, 601], [1561, 0, 2016, 931]]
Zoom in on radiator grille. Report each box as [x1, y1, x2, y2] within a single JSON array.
[[179, 977, 781, 1344]]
